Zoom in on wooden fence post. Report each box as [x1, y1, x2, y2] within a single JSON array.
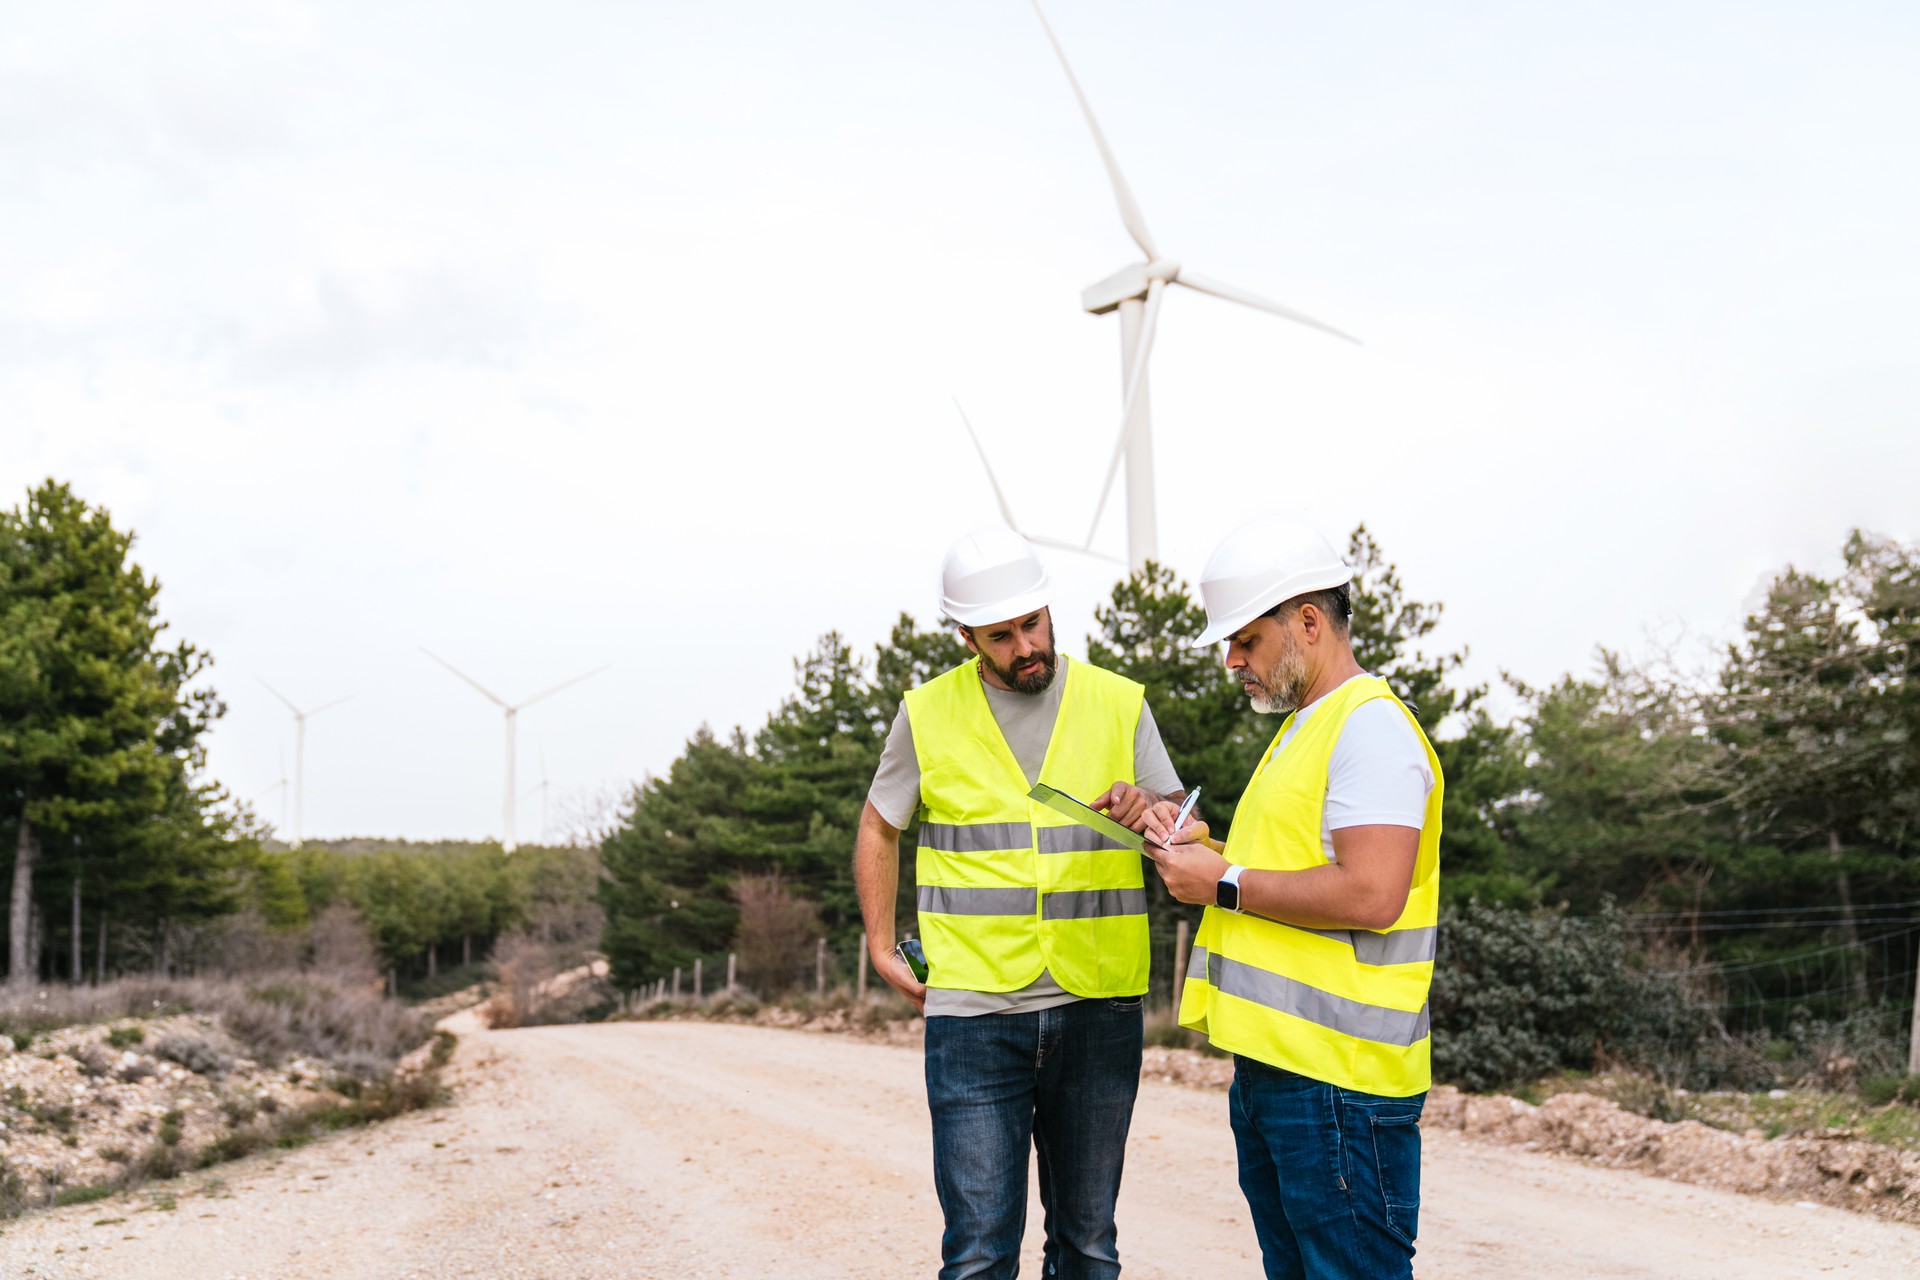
[[727, 952, 737, 994], [1908, 942, 1920, 1076], [672, 966, 682, 1000], [816, 937, 827, 996], [693, 957, 703, 1003], [857, 932, 868, 1001]]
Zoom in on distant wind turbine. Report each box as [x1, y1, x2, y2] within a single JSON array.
[[251, 750, 291, 840], [520, 751, 553, 846], [1015, 0, 1360, 568], [421, 650, 606, 853], [259, 683, 351, 848]]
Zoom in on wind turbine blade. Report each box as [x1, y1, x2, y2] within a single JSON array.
[[1083, 276, 1165, 548], [516, 665, 611, 712], [1029, 0, 1158, 260], [306, 695, 352, 719], [1026, 533, 1125, 566], [1175, 270, 1361, 345], [258, 678, 303, 717], [420, 648, 511, 709], [954, 398, 1021, 530]]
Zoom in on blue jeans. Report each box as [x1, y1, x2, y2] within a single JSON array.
[[1229, 1056, 1425, 1280], [924, 997, 1144, 1280]]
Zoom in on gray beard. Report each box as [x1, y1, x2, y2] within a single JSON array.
[[1251, 686, 1295, 715], [1244, 633, 1308, 715]]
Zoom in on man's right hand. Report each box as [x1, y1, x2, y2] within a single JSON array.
[[871, 943, 928, 1014]]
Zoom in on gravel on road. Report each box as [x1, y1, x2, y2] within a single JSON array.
[[1, 1018, 1917, 1279]]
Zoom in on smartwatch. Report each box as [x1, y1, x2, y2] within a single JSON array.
[[1216, 863, 1247, 913]]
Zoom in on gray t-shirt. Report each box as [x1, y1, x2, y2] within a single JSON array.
[[868, 656, 1182, 1017]]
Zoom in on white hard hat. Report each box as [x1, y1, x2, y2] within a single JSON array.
[[1191, 515, 1350, 647], [940, 527, 1053, 627]]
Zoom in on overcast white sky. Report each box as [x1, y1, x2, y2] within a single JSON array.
[[5, 1, 1916, 842]]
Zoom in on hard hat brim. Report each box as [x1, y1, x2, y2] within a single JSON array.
[[1190, 566, 1351, 648], [943, 584, 1054, 629]]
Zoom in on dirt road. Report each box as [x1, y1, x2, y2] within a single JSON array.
[[3, 1019, 1918, 1278]]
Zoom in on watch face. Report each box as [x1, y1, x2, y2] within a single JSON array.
[[1216, 876, 1239, 912]]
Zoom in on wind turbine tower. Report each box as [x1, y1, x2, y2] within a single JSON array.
[[259, 683, 350, 848], [422, 651, 606, 852], [1027, 0, 1360, 568]]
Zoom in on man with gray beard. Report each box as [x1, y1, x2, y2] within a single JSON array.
[[1142, 515, 1443, 1280]]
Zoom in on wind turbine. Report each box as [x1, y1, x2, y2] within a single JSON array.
[[252, 750, 291, 841], [421, 650, 606, 853], [520, 751, 552, 846], [1023, 0, 1360, 568], [259, 683, 351, 848]]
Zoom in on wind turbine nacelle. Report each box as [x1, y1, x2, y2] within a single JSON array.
[[1081, 260, 1180, 314]]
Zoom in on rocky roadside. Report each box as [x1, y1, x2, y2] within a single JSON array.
[[0, 1016, 351, 1209]]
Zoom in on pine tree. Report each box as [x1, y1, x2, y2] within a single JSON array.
[[0, 481, 225, 983]]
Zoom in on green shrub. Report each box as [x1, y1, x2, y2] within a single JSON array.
[[1861, 1073, 1920, 1107], [106, 1025, 145, 1050], [0, 1160, 29, 1219], [1431, 902, 1717, 1093]]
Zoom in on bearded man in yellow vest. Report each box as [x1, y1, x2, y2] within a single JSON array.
[[854, 527, 1186, 1280], [1142, 516, 1442, 1280]]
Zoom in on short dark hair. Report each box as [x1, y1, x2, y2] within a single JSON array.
[[1266, 582, 1352, 634]]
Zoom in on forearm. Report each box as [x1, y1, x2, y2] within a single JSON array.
[[1150, 820, 1414, 932], [1239, 863, 1399, 932], [852, 801, 902, 953]]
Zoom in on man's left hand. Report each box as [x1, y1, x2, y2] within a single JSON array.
[[1088, 782, 1164, 833], [1146, 817, 1229, 906]]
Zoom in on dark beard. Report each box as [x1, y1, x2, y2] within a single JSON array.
[[982, 647, 1058, 695]]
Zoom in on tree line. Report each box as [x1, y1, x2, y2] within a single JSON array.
[[599, 526, 1920, 1052], [5, 474, 1914, 1084]]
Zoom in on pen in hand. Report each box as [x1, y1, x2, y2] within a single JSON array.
[[1148, 787, 1201, 851]]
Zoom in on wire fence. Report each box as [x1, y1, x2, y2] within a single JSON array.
[[614, 902, 1920, 1075], [1624, 905, 1920, 1068]]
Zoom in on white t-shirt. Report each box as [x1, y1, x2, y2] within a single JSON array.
[[1274, 675, 1435, 858]]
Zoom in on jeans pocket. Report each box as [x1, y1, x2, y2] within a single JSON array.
[[1107, 996, 1143, 1011], [1367, 1111, 1422, 1246]]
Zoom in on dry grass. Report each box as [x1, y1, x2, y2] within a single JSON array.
[[0, 974, 432, 1081]]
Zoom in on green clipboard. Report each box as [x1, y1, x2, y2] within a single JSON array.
[[1028, 783, 1146, 852]]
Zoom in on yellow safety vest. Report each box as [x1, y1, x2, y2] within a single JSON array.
[[1179, 675, 1442, 1096], [905, 656, 1150, 997]]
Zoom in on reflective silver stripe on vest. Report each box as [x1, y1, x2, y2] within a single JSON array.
[[917, 886, 1037, 916], [1206, 952, 1431, 1047], [1040, 887, 1148, 921], [1036, 825, 1134, 855], [917, 821, 1031, 853], [1288, 924, 1438, 967], [1187, 943, 1211, 981]]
